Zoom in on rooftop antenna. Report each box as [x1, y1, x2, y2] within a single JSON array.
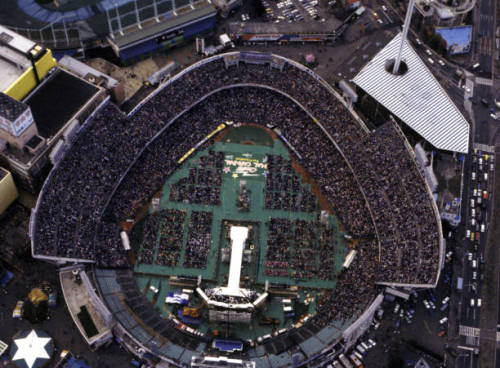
[[392, 0, 416, 74]]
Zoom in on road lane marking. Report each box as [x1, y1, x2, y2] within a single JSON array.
[[423, 320, 432, 335]]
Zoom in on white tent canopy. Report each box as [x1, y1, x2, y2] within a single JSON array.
[[10, 329, 53, 368]]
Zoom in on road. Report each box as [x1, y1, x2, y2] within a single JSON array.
[[474, 0, 496, 78]]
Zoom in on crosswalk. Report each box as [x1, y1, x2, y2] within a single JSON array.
[[473, 143, 496, 153], [475, 77, 493, 86], [478, 37, 494, 56], [459, 325, 481, 337]]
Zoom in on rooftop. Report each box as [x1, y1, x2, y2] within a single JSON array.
[[0, 25, 37, 92], [59, 266, 112, 346], [435, 25, 472, 55], [110, 0, 217, 49], [0, 46, 32, 93], [0, 25, 36, 54], [0, 92, 28, 122], [352, 33, 470, 153], [25, 68, 99, 139], [229, 20, 341, 36]]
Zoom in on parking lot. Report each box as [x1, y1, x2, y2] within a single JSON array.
[[257, 0, 329, 23]]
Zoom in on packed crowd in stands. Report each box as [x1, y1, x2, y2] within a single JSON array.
[[346, 123, 440, 284], [136, 209, 186, 266], [156, 209, 186, 266], [264, 155, 317, 212], [312, 240, 379, 327], [33, 52, 440, 288], [265, 218, 337, 281], [169, 151, 223, 206], [183, 211, 213, 269], [137, 213, 159, 264]]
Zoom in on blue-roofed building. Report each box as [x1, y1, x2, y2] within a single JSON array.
[[435, 25, 472, 55]]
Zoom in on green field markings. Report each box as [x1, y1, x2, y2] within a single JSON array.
[[135, 139, 346, 285], [224, 125, 274, 147]]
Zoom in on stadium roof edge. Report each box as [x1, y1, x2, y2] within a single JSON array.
[[108, 0, 216, 49], [352, 33, 470, 154]]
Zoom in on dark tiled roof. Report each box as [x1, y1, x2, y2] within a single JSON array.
[[0, 92, 28, 121]]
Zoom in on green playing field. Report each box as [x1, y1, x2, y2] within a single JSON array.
[[132, 125, 347, 340]]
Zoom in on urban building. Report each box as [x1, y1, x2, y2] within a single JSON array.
[[0, 167, 19, 215], [0, 28, 109, 192]]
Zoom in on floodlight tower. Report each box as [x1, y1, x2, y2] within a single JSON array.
[[392, 0, 416, 74]]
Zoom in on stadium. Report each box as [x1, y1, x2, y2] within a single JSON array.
[[30, 51, 444, 367]]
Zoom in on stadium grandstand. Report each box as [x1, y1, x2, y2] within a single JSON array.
[[30, 51, 443, 367], [2, 0, 219, 63]]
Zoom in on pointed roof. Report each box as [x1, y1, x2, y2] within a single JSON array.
[[352, 33, 469, 153]]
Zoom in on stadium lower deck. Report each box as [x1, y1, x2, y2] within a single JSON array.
[[132, 125, 346, 341]]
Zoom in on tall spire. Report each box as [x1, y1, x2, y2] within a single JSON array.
[[393, 0, 416, 74]]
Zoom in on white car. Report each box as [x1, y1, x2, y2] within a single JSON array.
[[382, 5, 387, 10], [472, 271, 477, 280], [439, 317, 448, 324], [425, 49, 432, 56], [428, 58, 434, 64], [442, 296, 450, 305], [423, 299, 430, 309], [150, 285, 159, 293], [438, 59, 445, 66], [477, 298, 482, 307]]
